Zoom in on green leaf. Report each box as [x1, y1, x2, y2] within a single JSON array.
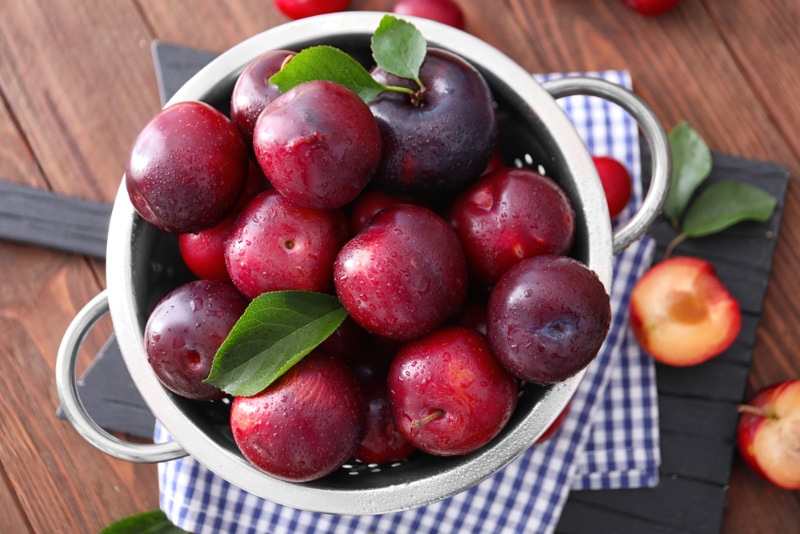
[[681, 180, 777, 238], [100, 510, 188, 534], [371, 14, 427, 86], [269, 45, 387, 103], [206, 291, 347, 397], [662, 121, 713, 228]]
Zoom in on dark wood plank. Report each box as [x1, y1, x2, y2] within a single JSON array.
[[152, 41, 219, 105], [557, 499, 685, 534], [655, 361, 750, 402], [0, 181, 110, 258], [657, 395, 740, 440], [658, 431, 736, 486], [562, 476, 729, 534]]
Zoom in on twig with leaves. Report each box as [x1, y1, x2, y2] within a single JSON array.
[[661, 121, 778, 258]]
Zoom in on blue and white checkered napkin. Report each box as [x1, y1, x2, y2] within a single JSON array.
[[155, 70, 660, 534]]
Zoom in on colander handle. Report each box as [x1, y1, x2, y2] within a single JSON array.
[[55, 290, 188, 463], [540, 76, 671, 255]]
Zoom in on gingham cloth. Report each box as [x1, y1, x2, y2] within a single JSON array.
[[154, 70, 660, 534]]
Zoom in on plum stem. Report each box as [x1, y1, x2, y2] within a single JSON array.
[[664, 232, 688, 259], [737, 404, 778, 420], [381, 82, 427, 107], [412, 409, 445, 429], [409, 86, 427, 107]]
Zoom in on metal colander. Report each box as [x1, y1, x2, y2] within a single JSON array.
[[56, 12, 670, 515]]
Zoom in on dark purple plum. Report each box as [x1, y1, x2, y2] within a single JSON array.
[[230, 49, 295, 143], [334, 204, 468, 341], [253, 80, 382, 209], [368, 48, 498, 198], [487, 255, 611, 385], [126, 100, 249, 234], [144, 280, 248, 400]]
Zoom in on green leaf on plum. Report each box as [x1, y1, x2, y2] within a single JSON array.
[[269, 45, 387, 103], [371, 14, 426, 88], [662, 121, 713, 229], [206, 290, 347, 397], [100, 510, 187, 533], [681, 180, 777, 238]]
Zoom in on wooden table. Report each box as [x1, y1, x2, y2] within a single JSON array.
[[1, 1, 799, 532]]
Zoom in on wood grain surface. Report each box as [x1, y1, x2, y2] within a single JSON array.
[[1, 1, 799, 532]]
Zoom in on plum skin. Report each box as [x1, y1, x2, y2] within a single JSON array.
[[230, 351, 365, 482], [737, 380, 800, 490], [355, 372, 417, 464], [592, 155, 632, 219], [126, 100, 248, 234], [387, 326, 518, 456], [254, 80, 382, 210], [448, 167, 577, 284], [230, 49, 295, 143], [487, 255, 611, 385], [334, 204, 468, 341], [144, 280, 248, 401], [225, 190, 348, 299], [369, 48, 498, 198], [391, 0, 466, 29]]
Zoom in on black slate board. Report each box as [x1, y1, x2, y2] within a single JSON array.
[[0, 180, 111, 259], [36, 42, 788, 533]]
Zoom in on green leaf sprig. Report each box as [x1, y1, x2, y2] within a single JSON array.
[[662, 121, 778, 257], [269, 14, 428, 104], [206, 291, 347, 397], [100, 510, 188, 534], [662, 121, 713, 228]]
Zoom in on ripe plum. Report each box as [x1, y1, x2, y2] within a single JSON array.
[[334, 204, 468, 341], [126, 101, 248, 234], [230, 49, 296, 143], [592, 155, 632, 219], [254, 80, 382, 209], [391, 0, 466, 29], [387, 326, 518, 456], [448, 167, 576, 284], [178, 213, 238, 282], [369, 48, 498, 198], [487, 255, 611, 385], [230, 350, 365, 482], [355, 371, 417, 464], [225, 190, 348, 299], [144, 280, 248, 400], [348, 190, 407, 234], [273, 0, 351, 19]]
